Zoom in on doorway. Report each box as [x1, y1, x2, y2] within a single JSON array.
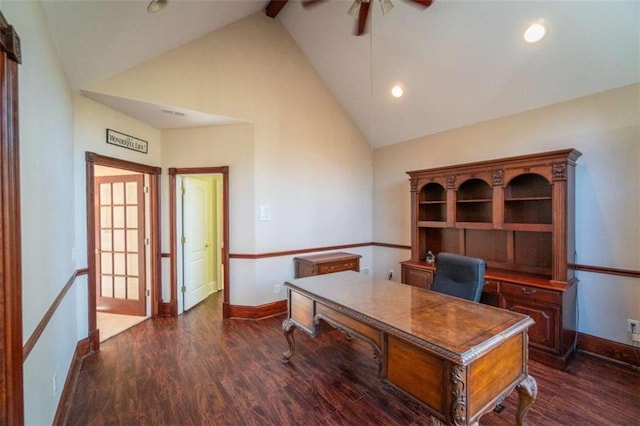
[[86, 153, 161, 348], [169, 167, 230, 317]]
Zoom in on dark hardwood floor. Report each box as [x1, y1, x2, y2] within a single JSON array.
[[65, 291, 640, 425]]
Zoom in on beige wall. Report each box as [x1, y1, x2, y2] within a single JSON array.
[[162, 124, 256, 304], [373, 83, 640, 345], [2, 1, 80, 424], [91, 12, 373, 305], [74, 95, 162, 267]]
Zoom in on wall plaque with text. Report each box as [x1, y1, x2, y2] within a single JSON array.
[[106, 129, 148, 154]]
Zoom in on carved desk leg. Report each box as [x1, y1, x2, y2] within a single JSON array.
[[515, 375, 538, 426], [281, 318, 296, 363]]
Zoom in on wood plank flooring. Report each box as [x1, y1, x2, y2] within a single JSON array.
[[65, 291, 640, 425]]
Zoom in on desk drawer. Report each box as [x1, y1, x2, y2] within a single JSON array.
[[290, 292, 314, 333], [500, 282, 560, 305], [316, 303, 382, 349]]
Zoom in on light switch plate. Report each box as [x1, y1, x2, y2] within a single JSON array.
[[259, 205, 271, 221]]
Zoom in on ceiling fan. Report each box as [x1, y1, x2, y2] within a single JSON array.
[[266, 0, 433, 36]]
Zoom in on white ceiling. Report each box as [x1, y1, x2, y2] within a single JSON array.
[[40, 0, 640, 147]]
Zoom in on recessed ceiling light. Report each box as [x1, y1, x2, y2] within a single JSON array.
[[147, 0, 168, 13], [523, 21, 548, 43], [391, 85, 404, 98]]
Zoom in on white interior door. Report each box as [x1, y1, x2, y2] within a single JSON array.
[[182, 177, 211, 311], [215, 176, 224, 292]]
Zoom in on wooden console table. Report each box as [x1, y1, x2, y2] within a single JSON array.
[[282, 271, 537, 426], [293, 251, 361, 278]]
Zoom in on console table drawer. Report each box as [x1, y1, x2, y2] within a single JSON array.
[[318, 260, 358, 274], [500, 282, 560, 305], [294, 252, 361, 278]]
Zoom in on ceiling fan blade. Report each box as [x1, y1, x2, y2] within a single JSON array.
[[265, 0, 288, 18], [407, 0, 433, 8], [355, 0, 370, 36], [302, 0, 327, 8]]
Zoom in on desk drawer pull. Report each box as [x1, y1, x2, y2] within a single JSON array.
[[521, 288, 537, 296]]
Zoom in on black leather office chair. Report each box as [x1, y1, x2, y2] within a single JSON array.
[[430, 252, 486, 302]]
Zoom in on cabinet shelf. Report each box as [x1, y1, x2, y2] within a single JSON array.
[[418, 182, 447, 222], [457, 198, 492, 203], [418, 221, 448, 228], [505, 197, 552, 202], [456, 202, 492, 223], [502, 223, 553, 232], [456, 178, 492, 223], [504, 198, 552, 224], [455, 222, 494, 230]]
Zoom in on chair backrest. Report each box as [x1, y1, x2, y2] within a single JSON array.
[[430, 253, 486, 302]]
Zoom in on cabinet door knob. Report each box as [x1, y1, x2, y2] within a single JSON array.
[[521, 288, 537, 296]]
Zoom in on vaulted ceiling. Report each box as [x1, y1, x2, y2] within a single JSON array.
[[40, 0, 639, 147]]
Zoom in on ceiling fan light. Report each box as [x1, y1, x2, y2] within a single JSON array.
[[147, 0, 168, 13], [347, 0, 362, 18]]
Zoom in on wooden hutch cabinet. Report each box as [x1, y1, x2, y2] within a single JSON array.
[[400, 149, 581, 369]]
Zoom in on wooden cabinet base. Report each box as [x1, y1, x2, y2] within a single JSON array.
[[529, 346, 575, 371]]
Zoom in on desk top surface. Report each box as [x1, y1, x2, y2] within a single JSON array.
[[285, 271, 533, 362]]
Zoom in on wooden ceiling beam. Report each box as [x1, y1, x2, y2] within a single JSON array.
[[265, 0, 289, 18]]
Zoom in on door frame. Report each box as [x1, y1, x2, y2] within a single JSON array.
[[86, 152, 161, 349], [169, 167, 230, 318], [0, 11, 23, 424]]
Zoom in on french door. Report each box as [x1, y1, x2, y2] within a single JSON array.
[[95, 175, 146, 316]]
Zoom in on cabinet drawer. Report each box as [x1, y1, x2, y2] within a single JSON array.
[[500, 282, 560, 305], [503, 298, 559, 352], [483, 279, 499, 293], [317, 260, 359, 274], [480, 279, 500, 306], [401, 264, 433, 289]]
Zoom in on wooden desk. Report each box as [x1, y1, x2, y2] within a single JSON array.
[[282, 271, 537, 426]]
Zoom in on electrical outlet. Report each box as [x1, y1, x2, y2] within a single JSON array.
[[274, 284, 281, 294], [627, 319, 639, 333]]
